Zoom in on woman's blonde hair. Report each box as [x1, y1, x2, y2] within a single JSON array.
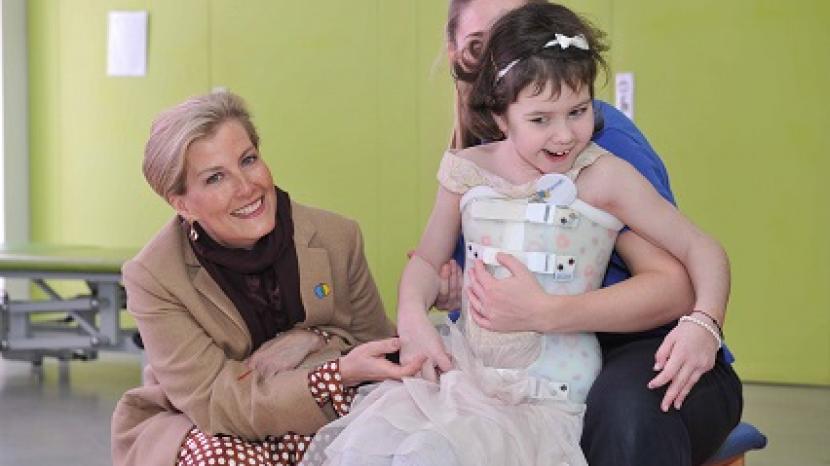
[[143, 91, 260, 201]]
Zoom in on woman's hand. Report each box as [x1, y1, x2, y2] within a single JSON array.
[[433, 259, 463, 311], [247, 328, 325, 376], [407, 249, 462, 312], [467, 255, 548, 332], [647, 320, 720, 411], [398, 311, 453, 383], [339, 338, 425, 387]]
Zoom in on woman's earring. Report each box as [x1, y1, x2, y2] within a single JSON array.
[[189, 222, 199, 242]]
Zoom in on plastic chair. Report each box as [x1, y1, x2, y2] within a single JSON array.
[[705, 421, 768, 465], [703, 346, 768, 465]]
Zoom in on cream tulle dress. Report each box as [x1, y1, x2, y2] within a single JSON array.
[[302, 143, 623, 466]]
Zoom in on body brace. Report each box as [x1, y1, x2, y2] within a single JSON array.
[[458, 173, 623, 403]]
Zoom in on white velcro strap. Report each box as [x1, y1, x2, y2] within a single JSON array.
[[525, 251, 548, 273], [480, 245, 500, 265], [470, 199, 549, 223], [470, 200, 536, 222], [466, 242, 576, 281], [469, 199, 581, 229], [493, 368, 571, 401], [525, 203, 550, 223]]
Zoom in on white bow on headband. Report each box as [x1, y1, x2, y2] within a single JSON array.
[[495, 33, 590, 83], [545, 33, 589, 51]]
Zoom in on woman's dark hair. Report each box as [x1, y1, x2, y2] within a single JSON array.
[[466, 3, 609, 142], [446, 0, 549, 149], [446, 0, 476, 48]]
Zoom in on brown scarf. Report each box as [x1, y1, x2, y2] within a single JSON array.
[[186, 186, 305, 351]]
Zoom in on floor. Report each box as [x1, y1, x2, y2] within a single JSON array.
[[740, 383, 830, 466], [0, 353, 827, 466], [0, 353, 141, 466]]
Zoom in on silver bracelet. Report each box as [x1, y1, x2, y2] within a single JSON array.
[[679, 315, 723, 349]]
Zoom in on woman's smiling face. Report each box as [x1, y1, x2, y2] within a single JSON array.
[[170, 119, 277, 249]]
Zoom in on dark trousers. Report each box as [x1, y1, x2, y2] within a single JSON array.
[[581, 337, 743, 466]]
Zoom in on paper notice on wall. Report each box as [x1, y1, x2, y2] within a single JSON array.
[[614, 72, 635, 120], [107, 11, 148, 77]]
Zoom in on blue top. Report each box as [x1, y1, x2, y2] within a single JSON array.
[[592, 100, 675, 286], [451, 100, 676, 347]]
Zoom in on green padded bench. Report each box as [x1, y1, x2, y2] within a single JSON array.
[[0, 243, 139, 373]]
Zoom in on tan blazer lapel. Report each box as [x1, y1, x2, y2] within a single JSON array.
[[179, 203, 335, 337], [182, 236, 250, 341], [292, 203, 335, 326]]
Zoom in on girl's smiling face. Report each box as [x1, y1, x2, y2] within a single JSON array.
[[496, 81, 594, 178]]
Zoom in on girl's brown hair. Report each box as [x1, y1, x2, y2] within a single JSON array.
[[465, 2, 608, 143]]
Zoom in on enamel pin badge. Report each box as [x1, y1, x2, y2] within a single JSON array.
[[313, 283, 331, 299]]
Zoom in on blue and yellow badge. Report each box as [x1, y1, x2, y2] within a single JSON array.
[[313, 283, 331, 299]]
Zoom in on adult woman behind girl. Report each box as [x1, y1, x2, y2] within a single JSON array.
[[396, 1, 742, 465]]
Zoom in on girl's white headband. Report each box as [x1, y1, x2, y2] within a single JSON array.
[[495, 34, 590, 84]]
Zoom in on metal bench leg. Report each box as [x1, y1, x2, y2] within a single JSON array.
[[30, 357, 44, 379], [58, 356, 70, 386]]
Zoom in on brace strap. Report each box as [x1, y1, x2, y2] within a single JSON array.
[[470, 200, 580, 229], [493, 367, 571, 401], [465, 242, 576, 281]]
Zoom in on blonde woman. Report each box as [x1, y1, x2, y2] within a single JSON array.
[[111, 92, 423, 466]]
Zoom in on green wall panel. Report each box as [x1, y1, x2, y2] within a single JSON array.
[[27, 0, 60, 245], [206, 1, 440, 313], [27, 1, 829, 385], [609, 0, 829, 385], [29, 0, 211, 250]]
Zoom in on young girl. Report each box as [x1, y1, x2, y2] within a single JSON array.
[[303, 4, 729, 465], [440, 2, 741, 465]]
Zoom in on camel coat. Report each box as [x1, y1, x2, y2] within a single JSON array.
[[111, 201, 395, 466]]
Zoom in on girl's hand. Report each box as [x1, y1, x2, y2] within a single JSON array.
[[467, 254, 547, 332], [339, 338, 425, 387], [647, 320, 720, 411], [247, 328, 325, 376], [398, 312, 453, 383]]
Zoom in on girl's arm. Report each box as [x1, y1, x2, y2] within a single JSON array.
[[397, 185, 463, 381], [467, 228, 694, 333]]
